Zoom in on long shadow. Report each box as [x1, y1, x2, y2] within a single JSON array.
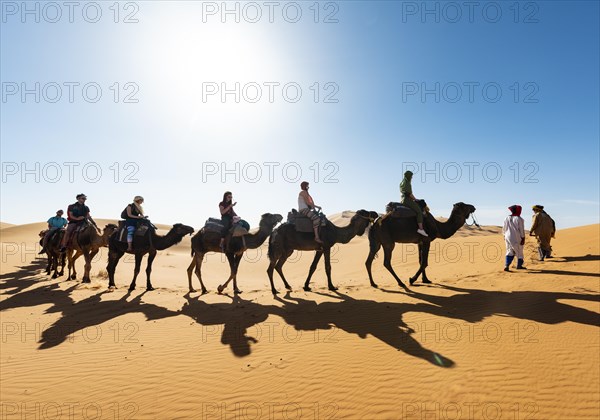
[[39, 291, 180, 349], [0, 259, 50, 295], [0, 260, 77, 313], [275, 291, 455, 367], [527, 269, 600, 278], [181, 293, 276, 357], [400, 284, 600, 327], [5, 263, 598, 366], [182, 292, 455, 366], [558, 254, 600, 263]]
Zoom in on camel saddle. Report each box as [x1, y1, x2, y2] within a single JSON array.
[[287, 209, 326, 233], [116, 220, 152, 243], [202, 218, 249, 237], [385, 200, 429, 218]]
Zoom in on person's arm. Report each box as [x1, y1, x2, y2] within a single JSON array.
[[530, 214, 538, 235], [519, 217, 525, 240], [301, 191, 318, 209], [87, 214, 100, 231], [68, 208, 80, 221], [47, 219, 53, 230], [126, 205, 144, 219], [220, 202, 236, 216]]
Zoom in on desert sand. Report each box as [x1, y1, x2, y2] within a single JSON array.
[[1, 215, 598, 419]]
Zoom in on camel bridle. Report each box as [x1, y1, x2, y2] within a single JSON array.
[[465, 212, 480, 228]]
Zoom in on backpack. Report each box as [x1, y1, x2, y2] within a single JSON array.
[[67, 204, 74, 222], [120, 205, 129, 220]]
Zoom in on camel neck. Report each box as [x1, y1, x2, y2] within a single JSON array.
[[435, 210, 466, 239], [330, 220, 363, 244], [151, 229, 184, 250], [243, 225, 272, 248]]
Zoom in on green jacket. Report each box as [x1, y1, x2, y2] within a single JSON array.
[[400, 177, 412, 196]]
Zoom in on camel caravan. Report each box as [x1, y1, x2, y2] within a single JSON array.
[[37, 175, 479, 295]]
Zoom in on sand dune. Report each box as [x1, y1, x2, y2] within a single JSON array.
[[1, 215, 598, 419]]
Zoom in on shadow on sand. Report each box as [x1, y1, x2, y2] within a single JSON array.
[[2, 261, 599, 366]]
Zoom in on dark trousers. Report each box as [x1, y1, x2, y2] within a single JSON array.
[[221, 215, 233, 238]]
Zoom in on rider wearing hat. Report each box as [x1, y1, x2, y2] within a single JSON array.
[[60, 194, 99, 252]]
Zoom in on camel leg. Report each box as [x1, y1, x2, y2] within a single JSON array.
[[324, 248, 337, 291], [410, 242, 431, 285], [107, 249, 124, 289], [365, 239, 382, 288], [51, 253, 59, 279], [218, 253, 236, 294], [81, 251, 92, 283], [128, 252, 143, 291], [232, 254, 243, 294], [68, 250, 81, 280], [45, 254, 52, 275], [273, 249, 294, 294], [186, 255, 197, 292], [419, 242, 432, 283], [187, 253, 207, 294], [303, 251, 323, 291], [145, 249, 156, 291], [266, 258, 278, 295], [58, 252, 65, 277], [382, 244, 407, 289]]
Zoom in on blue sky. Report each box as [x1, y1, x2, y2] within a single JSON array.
[[1, 1, 598, 229]]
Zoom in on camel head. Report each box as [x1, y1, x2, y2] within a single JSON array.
[[258, 213, 284, 231], [39, 230, 47, 238], [103, 224, 119, 236], [453, 202, 476, 220], [171, 223, 195, 237], [352, 210, 379, 236]]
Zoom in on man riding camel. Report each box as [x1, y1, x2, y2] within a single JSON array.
[[39, 209, 67, 254], [400, 171, 428, 237], [59, 194, 100, 252], [298, 181, 323, 243]]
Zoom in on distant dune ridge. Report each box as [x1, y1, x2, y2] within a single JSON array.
[[1, 214, 598, 419]]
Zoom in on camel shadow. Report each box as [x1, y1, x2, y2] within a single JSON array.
[[181, 293, 275, 358], [0, 259, 50, 295], [398, 284, 600, 327], [273, 291, 455, 367], [39, 290, 180, 349], [181, 291, 454, 366]]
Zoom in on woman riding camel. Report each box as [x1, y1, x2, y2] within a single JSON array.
[[298, 181, 323, 243], [125, 196, 147, 252], [219, 191, 237, 250], [400, 171, 428, 237]]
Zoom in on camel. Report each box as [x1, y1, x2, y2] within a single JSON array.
[[365, 202, 476, 288], [186, 213, 283, 294], [39, 229, 66, 278], [267, 210, 379, 294], [107, 223, 194, 291], [66, 223, 118, 283]]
